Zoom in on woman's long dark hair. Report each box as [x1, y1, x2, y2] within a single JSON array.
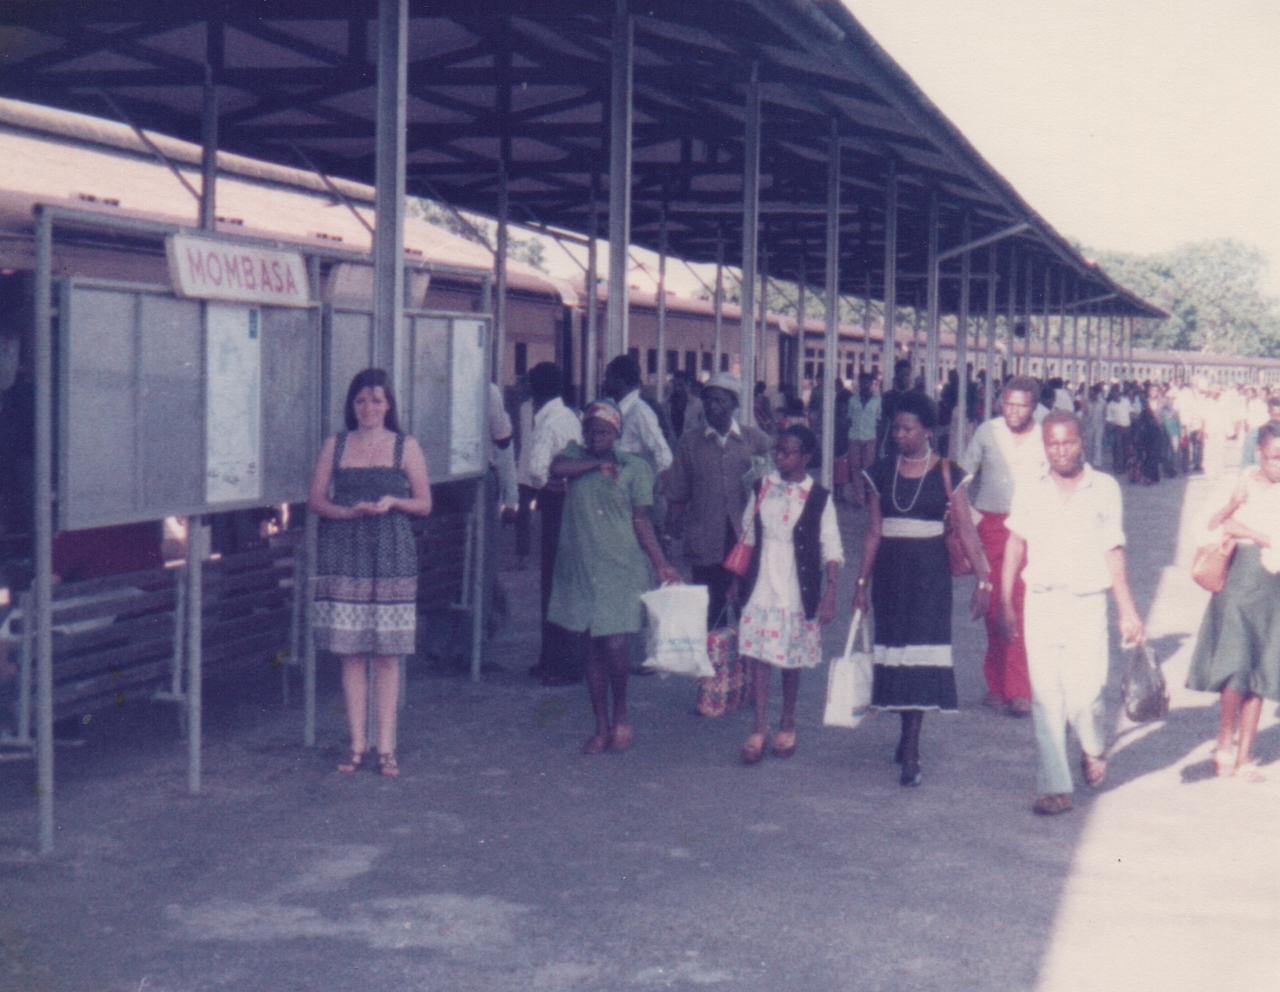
[[343, 367, 402, 433]]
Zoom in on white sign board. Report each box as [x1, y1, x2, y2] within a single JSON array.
[[449, 319, 486, 476], [206, 303, 263, 503], [167, 233, 309, 308]]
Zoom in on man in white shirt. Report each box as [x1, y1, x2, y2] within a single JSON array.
[[603, 354, 673, 476], [523, 362, 584, 685], [959, 375, 1045, 717], [1002, 411, 1144, 816]]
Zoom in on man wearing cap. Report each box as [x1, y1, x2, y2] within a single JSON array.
[[666, 372, 772, 624]]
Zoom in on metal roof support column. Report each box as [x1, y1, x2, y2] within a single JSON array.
[[1021, 257, 1033, 376], [882, 161, 898, 384], [1057, 272, 1068, 374], [1107, 315, 1115, 379], [374, 0, 407, 398], [912, 310, 922, 380], [605, 0, 633, 361], [924, 190, 940, 397], [656, 200, 668, 389], [821, 121, 840, 491], [861, 274, 872, 375], [33, 207, 53, 854], [585, 188, 600, 401], [984, 244, 997, 420], [1041, 267, 1051, 378], [712, 232, 724, 375], [1083, 305, 1093, 386], [762, 250, 772, 387], [495, 168, 509, 385], [738, 63, 761, 426], [199, 70, 218, 231], [1005, 245, 1017, 381], [1071, 307, 1079, 384], [954, 212, 971, 454], [794, 252, 807, 396], [1128, 317, 1135, 375]]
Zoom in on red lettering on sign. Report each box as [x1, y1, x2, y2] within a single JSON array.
[[206, 251, 223, 284], [284, 266, 299, 295], [185, 246, 205, 283], [240, 255, 256, 290]]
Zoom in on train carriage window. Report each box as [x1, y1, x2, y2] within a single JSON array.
[[684, 350, 696, 375], [647, 349, 657, 376], [720, 354, 730, 372], [514, 342, 528, 378], [628, 347, 640, 366], [701, 351, 712, 373], [666, 350, 678, 374]]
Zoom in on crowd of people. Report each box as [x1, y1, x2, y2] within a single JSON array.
[[310, 360, 1279, 813]]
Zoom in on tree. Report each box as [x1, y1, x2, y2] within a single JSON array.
[[407, 197, 550, 273], [1085, 239, 1280, 358]]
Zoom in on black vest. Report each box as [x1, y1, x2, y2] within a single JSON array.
[[742, 479, 830, 620]]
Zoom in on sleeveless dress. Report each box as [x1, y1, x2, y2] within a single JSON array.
[[863, 457, 965, 712], [313, 432, 419, 656]]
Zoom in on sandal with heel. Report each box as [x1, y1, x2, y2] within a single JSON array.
[[337, 749, 366, 774], [376, 752, 400, 778]]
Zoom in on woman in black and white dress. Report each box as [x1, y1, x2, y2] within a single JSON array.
[[851, 392, 989, 787]]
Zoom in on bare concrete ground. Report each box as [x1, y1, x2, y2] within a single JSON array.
[[2, 465, 1277, 992]]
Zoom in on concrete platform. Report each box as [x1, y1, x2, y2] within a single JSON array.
[[2, 468, 1277, 992]]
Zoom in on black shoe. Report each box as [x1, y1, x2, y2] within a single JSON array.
[[899, 762, 923, 787]]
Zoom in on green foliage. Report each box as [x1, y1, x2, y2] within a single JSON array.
[[1085, 239, 1280, 358], [407, 197, 550, 273]]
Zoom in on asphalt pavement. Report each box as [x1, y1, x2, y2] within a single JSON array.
[[2, 463, 1277, 992]]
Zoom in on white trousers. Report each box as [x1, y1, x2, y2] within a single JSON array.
[[1024, 588, 1109, 795]]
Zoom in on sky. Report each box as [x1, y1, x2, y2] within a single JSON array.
[[847, 0, 1280, 292]]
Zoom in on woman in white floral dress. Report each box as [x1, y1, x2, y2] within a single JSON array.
[[733, 425, 844, 764]]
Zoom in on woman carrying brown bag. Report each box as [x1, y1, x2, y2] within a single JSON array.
[[1186, 421, 1280, 781]]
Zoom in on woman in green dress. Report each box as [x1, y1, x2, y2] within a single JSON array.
[[547, 399, 682, 754]]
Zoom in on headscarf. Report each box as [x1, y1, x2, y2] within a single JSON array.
[[584, 398, 622, 433]]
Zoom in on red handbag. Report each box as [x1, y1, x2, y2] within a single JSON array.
[[723, 480, 770, 577], [940, 459, 973, 577]]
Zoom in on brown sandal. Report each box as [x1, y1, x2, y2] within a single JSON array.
[[771, 730, 797, 759], [740, 732, 767, 765], [337, 750, 366, 774], [376, 752, 400, 778], [1080, 752, 1107, 788], [1032, 794, 1073, 816], [608, 724, 633, 752], [582, 733, 610, 755]]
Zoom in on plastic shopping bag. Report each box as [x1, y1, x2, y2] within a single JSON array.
[[823, 609, 873, 729], [641, 584, 713, 677], [695, 605, 750, 717], [1121, 643, 1169, 723]]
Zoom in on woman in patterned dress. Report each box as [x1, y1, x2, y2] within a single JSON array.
[[308, 369, 432, 777], [733, 425, 843, 764], [851, 393, 989, 787], [547, 400, 681, 755]]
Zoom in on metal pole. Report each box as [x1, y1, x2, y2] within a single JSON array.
[[1022, 256, 1033, 377], [738, 63, 761, 425], [199, 71, 218, 231], [375, 0, 407, 397], [861, 273, 872, 376], [33, 207, 54, 855], [656, 199, 668, 389], [1107, 314, 1115, 380], [984, 243, 997, 420], [1057, 272, 1068, 375], [882, 160, 899, 386], [303, 514, 317, 746], [495, 167, 509, 385], [1005, 244, 1017, 383], [605, 0, 633, 361], [1041, 266, 1051, 379], [585, 187, 599, 400], [924, 190, 940, 398], [187, 516, 205, 794], [795, 251, 807, 396], [954, 213, 971, 455], [712, 232, 724, 375], [758, 247, 769, 388], [821, 121, 840, 491]]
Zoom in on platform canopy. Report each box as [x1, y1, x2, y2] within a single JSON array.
[[0, 0, 1162, 317]]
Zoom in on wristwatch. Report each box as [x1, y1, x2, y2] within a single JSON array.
[[976, 579, 994, 592]]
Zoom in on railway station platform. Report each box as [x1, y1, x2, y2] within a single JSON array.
[[1, 465, 1277, 992]]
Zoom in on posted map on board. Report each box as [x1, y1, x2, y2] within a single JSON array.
[[206, 303, 263, 503]]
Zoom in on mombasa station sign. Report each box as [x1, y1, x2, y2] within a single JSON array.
[[166, 232, 310, 308]]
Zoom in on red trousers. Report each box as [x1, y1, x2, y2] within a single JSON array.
[[978, 512, 1031, 702]]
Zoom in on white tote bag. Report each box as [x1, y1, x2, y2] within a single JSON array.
[[823, 609, 873, 729], [640, 584, 714, 677]]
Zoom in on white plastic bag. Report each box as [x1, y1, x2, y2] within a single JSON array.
[[823, 609, 873, 729], [640, 584, 713, 677]]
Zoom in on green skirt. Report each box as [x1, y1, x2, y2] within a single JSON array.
[[1186, 544, 1280, 701]]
